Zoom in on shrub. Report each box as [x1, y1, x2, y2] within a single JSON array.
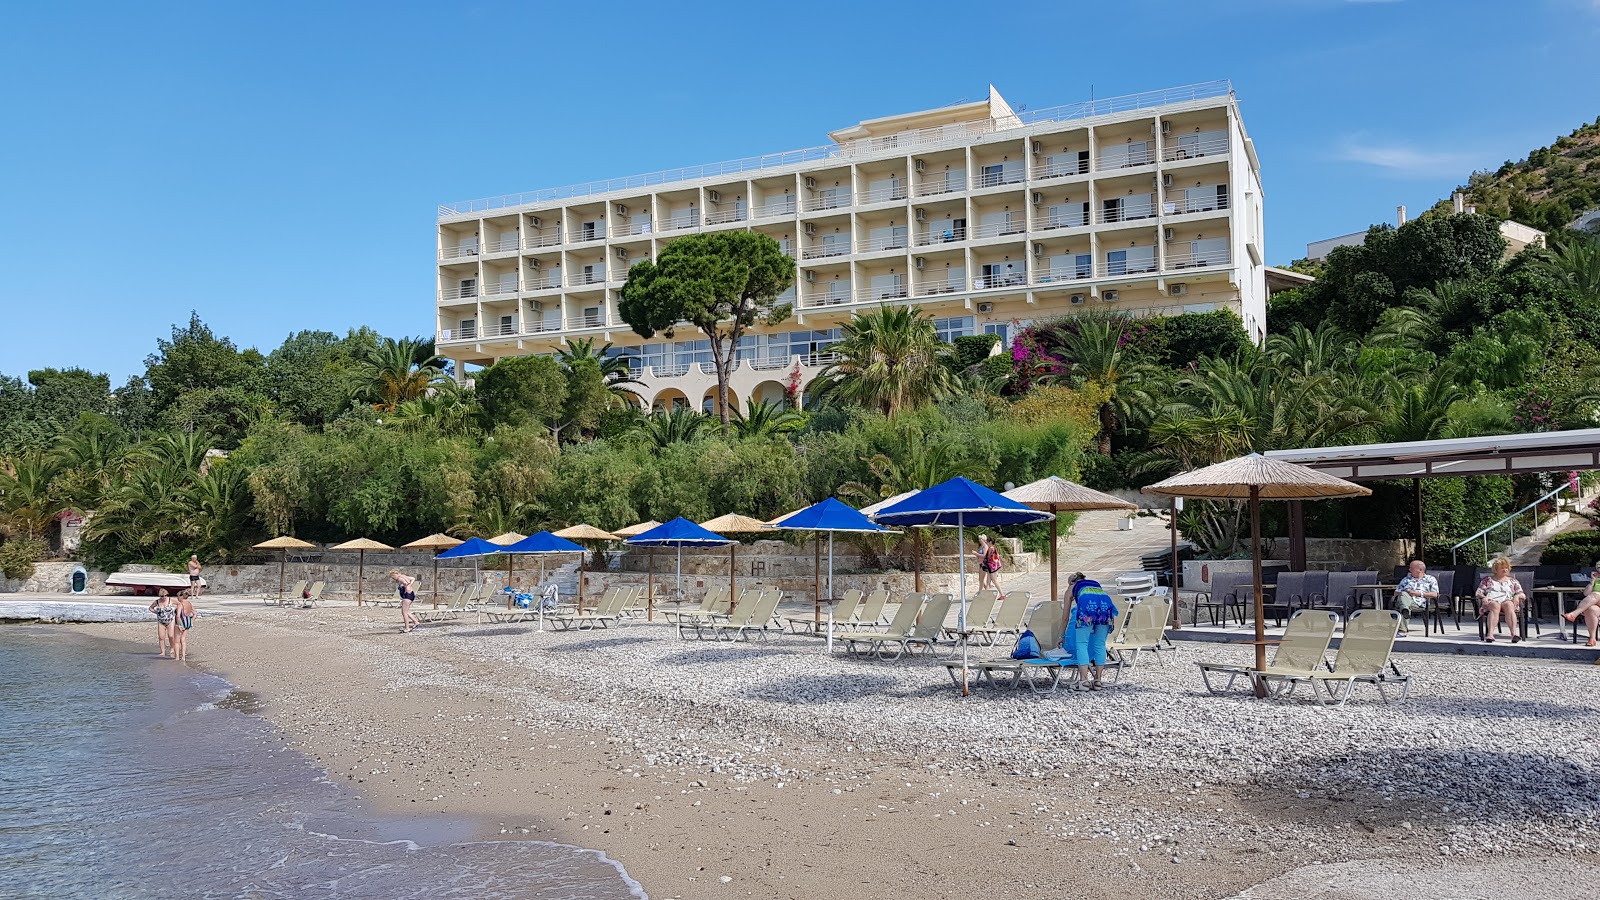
[[0, 537, 46, 581], [1540, 530, 1600, 566]]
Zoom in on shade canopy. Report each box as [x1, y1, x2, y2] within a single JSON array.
[[773, 497, 891, 534], [872, 477, 1055, 527], [554, 524, 618, 542], [402, 533, 464, 550], [859, 490, 918, 519], [700, 513, 776, 534], [435, 537, 504, 559], [253, 536, 315, 550], [330, 537, 394, 551], [1003, 476, 1136, 512], [504, 531, 586, 554], [487, 531, 528, 546], [624, 517, 734, 547], [1141, 453, 1373, 501], [612, 520, 662, 538]]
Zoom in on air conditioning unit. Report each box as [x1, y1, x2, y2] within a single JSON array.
[[706, 190, 721, 204], [1031, 141, 1043, 155], [614, 247, 629, 260], [804, 271, 816, 283], [1031, 192, 1044, 205], [1070, 293, 1086, 305], [977, 302, 994, 313], [915, 208, 926, 222], [1162, 174, 1174, 188], [914, 257, 926, 270], [803, 223, 817, 236], [528, 216, 542, 227], [1102, 289, 1120, 303], [804, 177, 817, 190], [1169, 283, 1188, 297], [528, 259, 541, 269], [615, 204, 628, 216], [1161, 120, 1173, 135], [914, 159, 926, 173], [1032, 243, 1044, 257], [1163, 227, 1176, 241]]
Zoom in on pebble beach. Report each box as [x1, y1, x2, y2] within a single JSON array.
[[58, 598, 1600, 899]]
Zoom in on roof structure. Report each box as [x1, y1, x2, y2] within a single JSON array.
[[1264, 429, 1600, 481]]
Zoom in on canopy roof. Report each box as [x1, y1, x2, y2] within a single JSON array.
[[1003, 476, 1135, 511], [873, 477, 1054, 527], [700, 513, 775, 534], [1264, 428, 1600, 481], [435, 537, 503, 559], [859, 490, 918, 518], [253, 536, 316, 550], [772, 497, 890, 534], [402, 533, 464, 550], [1142, 453, 1370, 501], [329, 538, 394, 551], [504, 531, 585, 554], [624, 517, 734, 547], [554, 524, 617, 542], [612, 520, 662, 538], [486, 531, 528, 546]]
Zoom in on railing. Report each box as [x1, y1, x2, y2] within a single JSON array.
[[524, 230, 563, 249], [856, 185, 908, 205], [698, 361, 718, 375], [482, 281, 520, 297], [486, 237, 521, 254], [1099, 258, 1159, 277], [705, 207, 748, 225], [803, 191, 851, 212], [973, 273, 1028, 290], [802, 242, 851, 260], [1162, 136, 1230, 162], [971, 170, 1024, 190], [916, 228, 966, 246], [915, 177, 964, 197], [855, 284, 908, 303], [1035, 210, 1089, 230], [749, 355, 793, 371], [857, 232, 909, 253], [455, 325, 478, 340], [801, 351, 838, 367], [576, 315, 607, 329], [439, 80, 1232, 215], [972, 220, 1026, 240], [568, 272, 608, 287], [917, 281, 962, 297], [660, 214, 697, 232], [652, 363, 691, 377], [439, 285, 478, 301], [484, 321, 519, 337], [1097, 145, 1156, 169], [569, 228, 607, 243], [1164, 194, 1229, 215], [439, 244, 479, 261], [525, 319, 563, 334], [1451, 483, 1574, 565], [754, 198, 798, 218], [1034, 268, 1093, 284], [1163, 249, 1232, 270], [1098, 203, 1157, 225], [804, 290, 853, 308], [526, 274, 562, 291], [612, 220, 653, 236], [1030, 158, 1090, 179]]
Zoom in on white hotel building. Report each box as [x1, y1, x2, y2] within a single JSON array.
[[434, 81, 1267, 411]]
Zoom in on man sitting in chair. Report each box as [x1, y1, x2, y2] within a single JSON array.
[[1392, 559, 1438, 636]]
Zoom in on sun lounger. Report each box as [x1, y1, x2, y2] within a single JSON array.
[[1197, 608, 1338, 695], [1102, 595, 1175, 683], [965, 591, 1031, 644], [294, 581, 325, 609], [891, 593, 957, 659], [664, 585, 729, 625], [944, 590, 998, 641], [835, 594, 926, 656], [785, 589, 861, 634], [547, 586, 628, 630], [1254, 609, 1410, 706], [415, 585, 463, 623], [618, 585, 650, 618], [851, 589, 891, 629], [701, 589, 785, 642], [952, 600, 1068, 690], [264, 580, 308, 606]]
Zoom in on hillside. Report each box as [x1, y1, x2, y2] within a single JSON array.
[[1437, 115, 1600, 233]]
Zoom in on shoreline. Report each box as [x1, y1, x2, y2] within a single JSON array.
[[31, 600, 1600, 899]]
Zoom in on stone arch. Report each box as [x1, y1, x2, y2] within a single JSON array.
[[751, 380, 789, 408], [701, 387, 738, 416], [652, 388, 689, 411]]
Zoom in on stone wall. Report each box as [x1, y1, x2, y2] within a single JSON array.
[[1265, 538, 1411, 572]]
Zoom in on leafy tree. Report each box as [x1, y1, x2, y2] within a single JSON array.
[[557, 338, 643, 407], [1535, 233, 1600, 305], [475, 355, 567, 431], [811, 305, 956, 417], [1039, 311, 1161, 455], [730, 398, 805, 438], [143, 313, 270, 442], [1144, 310, 1251, 368], [265, 329, 362, 427], [618, 231, 795, 429], [360, 336, 443, 414], [634, 407, 709, 451], [945, 333, 1001, 374]]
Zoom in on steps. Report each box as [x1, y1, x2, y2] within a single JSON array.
[[998, 509, 1172, 599]]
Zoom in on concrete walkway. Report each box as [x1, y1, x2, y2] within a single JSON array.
[[996, 508, 1172, 602]]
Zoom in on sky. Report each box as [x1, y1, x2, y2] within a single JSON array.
[[2, 0, 1598, 383]]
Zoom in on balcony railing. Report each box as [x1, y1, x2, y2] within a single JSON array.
[[486, 237, 521, 254], [575, 314, 607, 329], [1035, 210, 1089, 230], [660, 214, 697, 232], [439, 245, 479, 261], [524, 230, 562, 249], [972, 273, 1028, 290], [914, 177, 964, 198], [440, 285, 478, 301], [1030, 158, 1091, 180], [1162, 136, 1230, 162], [1100, 259, 1159, 277], [802, 242, 851, 260], [1034, 268, 1094, 285], [482, 281, 520, 297], [916, 227, 967, 246], [971, 171, 1024, 190], [1164, 249, 1232, 270], [612, 220, 653, 237], [440, 80, 1233, 215], [525, 274, 562, 291], [525, 319, 563, 334], [855, 284, 908, 303], [755, 198, 798, 218], [568, 272, 608, 287], [857, 232, 909, 253], [456, 325, 478, 340], [484, 321, 519, 337], [1097, 204, 1158, 225], [1097, 146, 1156, 169], [803, 290, 853, 308], [569, 228, 607, 243], [803, 192, 851, 213], [917, 281, 963, 297], [1164, 195, 1229, 215], [972, 220, 1026, 240], [705, 207, 749, 225], [856, 185, 908, 205]]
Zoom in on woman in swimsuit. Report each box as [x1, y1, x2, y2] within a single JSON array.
[[148, 590, 178, 658], [172, 590, 196, 661], [390, 570, 421, 633]]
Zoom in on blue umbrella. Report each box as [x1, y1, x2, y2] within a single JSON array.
[[623, 518, 733, 610], [773, 498, 892, 652], [501, 531, 586, 630], [873, 477, 1053, 694], [435, 537, 503, 603]]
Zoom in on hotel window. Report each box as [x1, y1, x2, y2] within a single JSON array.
[[1105, 246, 1155, 276], [459, 318, 477, 339], [871, 273, 905, 300], [933, 316, 975, 342], [458, 277, 477, 298]]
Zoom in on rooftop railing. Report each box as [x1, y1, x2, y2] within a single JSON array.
[[439, 81, 1233, 215]]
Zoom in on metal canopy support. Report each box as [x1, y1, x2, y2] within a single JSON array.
[[1287, 500, 1306, 571], [1413, 478, 1426, 564]]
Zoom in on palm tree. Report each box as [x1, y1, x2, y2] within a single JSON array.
[[0, 451, 62, 540], [363, 336, 445, 413], [811, 305, 956, 417], [1378, 364, 1467, 444], [48, 418, 131, 512], [387, 380, 483, 436], [634, 407, 709, 451], [558, 338, 643, 407], [841, 433, 981, 575], [1046, 311, 1160, 454], [1536, 235, 1600, 304], [730, 398, 805, 438], [185, 462, 250, 561]]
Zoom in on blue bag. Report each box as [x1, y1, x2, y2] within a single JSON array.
[[1012, 629, 1041, 659]]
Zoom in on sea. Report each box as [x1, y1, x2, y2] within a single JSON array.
[[0, 627, 646, 899]]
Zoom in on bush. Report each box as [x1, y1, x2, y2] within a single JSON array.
[[1540, 530, 1600, 566], [0, 537, 46, 581], [947, 334, 1000, 373]]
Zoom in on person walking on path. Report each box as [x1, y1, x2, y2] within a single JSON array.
[[390, 570, 422, 633], [172, 590, 196, 661], [1562, 561, 1600, 647], [187, 554, 203, 597], [975, 534, 1003, 595], [149, 590, 178, 659], [1066, 572, 1119, 691]]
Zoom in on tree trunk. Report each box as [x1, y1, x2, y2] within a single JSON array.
[[707, 328, 734, 432], [1097, 403, 1115, 455]]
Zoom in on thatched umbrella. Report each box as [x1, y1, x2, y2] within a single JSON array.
[[1143, 454, 1370, 691], [700, 513, 775, 609], [488, 531, 528, 608], [253, 536, 315, 603], [401, 533, 463, 607], [613, 521, 662, 618], [553, 524, 618, 613], [329, 538, 395, 606], [1003, 477, 1136, 607]]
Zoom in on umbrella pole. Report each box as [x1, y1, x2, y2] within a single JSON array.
[[538, 558, 546, 633], [507, 555, 515, 609], [432, 558, 440, 609], [577, 546, 585, 615], [647, 549, 655, 621], [1048, 509, 1058, 602], [913, 531, 923, 592], [676, 544, 683, 602], [730, 543, 737, 610], [814, 537, 821, 615], [959, 515, 969, 697], [357, 549, 365, 606], [279, 551, 286, 605], [1169, 499, 1181, 630], [1251, 487, 1266, 698], [827, 531, 836, 654]]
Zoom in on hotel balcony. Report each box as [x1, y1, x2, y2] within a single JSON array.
[[481, 280, 521, 298], [802, 190, 851, 213], [523, 228, 563, 249], [567, 270, 609, 288], [1035, 209, 1090, 231], [1164, 193, 1230, 216], [612, 220, 654, 237], [1097, 201, 1158, 225], [484, 236, 521, 256], [438, 244, 479, 262], [972, 219, 1027, 240], [660, 212, 698, 233], [855, 283, 908, 303], [855, 184, 908, 206], [1097, 143, 1156, 170], [972, 272, 1028, 291], [801, 240, 852, 260], [1030, 157, 1091, 180], [1164, 248, 1232, 271], [439, 284, 478, 301], [705, 206, 749, 226], [971, 169, 1024, 190], [857, 231, 910, 254], [1162, 135, 1230, 162], [753, 197, 798, 219], [915, 227, 967, 247]]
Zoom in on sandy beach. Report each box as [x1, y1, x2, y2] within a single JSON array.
[[53, 599, 1600, 899]]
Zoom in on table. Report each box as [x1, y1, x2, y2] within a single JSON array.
[[1536, 586, 1589, 641], [1353, 584, 1400, 609]]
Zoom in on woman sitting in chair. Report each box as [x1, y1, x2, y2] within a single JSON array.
[[1475, 557, 1525, 644], [1561, 561, 1600, 647]]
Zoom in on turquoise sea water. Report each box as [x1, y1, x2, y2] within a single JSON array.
[[0, 628, 645, 899]]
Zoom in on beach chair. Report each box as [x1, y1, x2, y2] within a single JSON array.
[[965, 591, 1031, 644], [1196, 609, 1338, 695], [784, 589, 861, 634], [295, 581, 325, 609], [673, 587, 746, 638], [546, 586, 625, 630], [836, 594, 926, 656], [616, 584, 649, 618], [945, 590, 998, 642], [957, 600, 1066, 689], [664, 585, 729, 625], [886, 593, 954, 659], [703, 589, 785, 642], [415, 585, 462, 623], [1255, 609, 1410, 706], [1102, 595, 1175, 683], [265, 580, 308, 607], [851, 589, 892, 629]]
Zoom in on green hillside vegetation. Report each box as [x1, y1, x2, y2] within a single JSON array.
[[1439, 116, 1600, 233]]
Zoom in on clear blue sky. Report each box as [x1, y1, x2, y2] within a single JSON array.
[[2, 0, 1597, 383]]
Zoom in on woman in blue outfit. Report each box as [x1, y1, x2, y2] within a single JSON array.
[[1066, 572, 1119, 691]]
